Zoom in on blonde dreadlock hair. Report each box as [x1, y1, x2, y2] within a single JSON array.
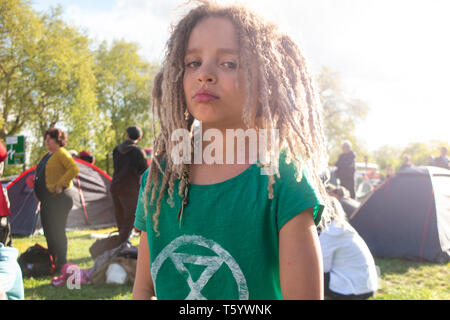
[[145, 0, 331, 235]]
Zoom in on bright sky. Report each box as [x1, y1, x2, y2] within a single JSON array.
[[31, 0, 450, 151]]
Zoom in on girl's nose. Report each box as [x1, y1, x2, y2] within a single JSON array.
[[197, 65, 217, 84]]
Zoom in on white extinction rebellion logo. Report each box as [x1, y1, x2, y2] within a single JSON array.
[[151, 235, 249, 300]]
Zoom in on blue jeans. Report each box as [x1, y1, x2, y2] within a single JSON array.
[[0, 243, 24, 300]]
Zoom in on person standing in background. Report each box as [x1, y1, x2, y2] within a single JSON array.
[[335, 141, 356, 199], [433, 147, 449, 170], [111, 126, 148, 244], [398, 154, 413, 172], [34, 128, 79, 273]]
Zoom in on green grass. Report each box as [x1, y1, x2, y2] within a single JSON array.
[[374, 257, 450, 300], [12, 227, 139, 300], [11, 228, 450, 300]]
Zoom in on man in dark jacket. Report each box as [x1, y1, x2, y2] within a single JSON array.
[[433, 147, 449, 170], [111, 126, 148, 244], [335, 141, 357, 199], [397, 154, 413, 172]]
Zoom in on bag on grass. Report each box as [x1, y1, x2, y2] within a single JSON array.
[[18, 244, 55, 278], [89, 232, 121, 260]]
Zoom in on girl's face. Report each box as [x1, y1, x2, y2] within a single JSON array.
[[44, 134, 60, 153], [183, 17, 247, 129]]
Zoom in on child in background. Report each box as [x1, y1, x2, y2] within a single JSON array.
[[320, 196, 378, 300], [133, 1, 330, 300]]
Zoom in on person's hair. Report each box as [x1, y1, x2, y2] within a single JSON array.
[[126, 126, 143, 141], [342, 140, 352, 149], [144, 0, 330, 235], [326, 196, 348, 228], [45, 128, 67, 147]]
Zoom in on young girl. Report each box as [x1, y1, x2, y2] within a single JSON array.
[[133, 1, 330, 300]]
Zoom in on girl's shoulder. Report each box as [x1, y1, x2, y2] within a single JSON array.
[[274, 149, 313, 185]]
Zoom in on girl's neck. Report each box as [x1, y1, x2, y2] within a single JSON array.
[[198, 122, 258, 166]]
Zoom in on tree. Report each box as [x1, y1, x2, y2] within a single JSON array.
[[401, 140, 450, 167], [28, 7, 98, 164], [0, 1, 98, 165], [370, 140, 450, 176], [0, 0, 44, 139], [316, 67, 370, 164], [371, 144, 403, 172], [1, 1, 159, 174], [94, 40, 156, 173]]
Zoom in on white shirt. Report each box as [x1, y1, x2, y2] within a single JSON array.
[[320, 220, 379, 295]]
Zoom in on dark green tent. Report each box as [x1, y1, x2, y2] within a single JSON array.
[[350, 166, 450, 263]]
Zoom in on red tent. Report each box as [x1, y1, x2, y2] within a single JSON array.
[[7, 158, 116, 235]]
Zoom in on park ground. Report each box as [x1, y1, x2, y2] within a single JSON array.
[[11, 227, 450, 300]]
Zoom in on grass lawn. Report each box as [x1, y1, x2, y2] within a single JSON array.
[[12, 227, 139, 300], [11, 227, 450, 300]]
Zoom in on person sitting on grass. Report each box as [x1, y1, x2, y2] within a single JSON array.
[[319, 195, 378, 300], [326, 184, 359, 219]]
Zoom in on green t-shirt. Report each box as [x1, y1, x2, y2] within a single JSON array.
[[134, 152, 324, 300]]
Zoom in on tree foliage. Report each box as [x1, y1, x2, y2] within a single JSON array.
[[94, 40, 157, 174], [371, 140, 450, 176], [316, 67, 370, 164], [0, 0, 158, 175], [0, 0, 44, 139], [30, 7, 98, 164]]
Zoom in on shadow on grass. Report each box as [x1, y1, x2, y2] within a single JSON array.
[[374, 256, 436, 276], [11, 234, 33, 239]]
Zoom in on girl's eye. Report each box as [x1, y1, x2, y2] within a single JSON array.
[[223, 61, 237, 69], [186, 61, 200, 68]]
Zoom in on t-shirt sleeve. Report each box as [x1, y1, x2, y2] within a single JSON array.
[[274, 158, 325, 232], [134, 168, 150, 232]]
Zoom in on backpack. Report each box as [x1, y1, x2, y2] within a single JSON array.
[[89, 232, 121, 260], [18, 244, 56, 277]]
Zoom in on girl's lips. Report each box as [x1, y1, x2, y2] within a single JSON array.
[[193, 94, 219, 102], [193, 89, 219, 102]]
